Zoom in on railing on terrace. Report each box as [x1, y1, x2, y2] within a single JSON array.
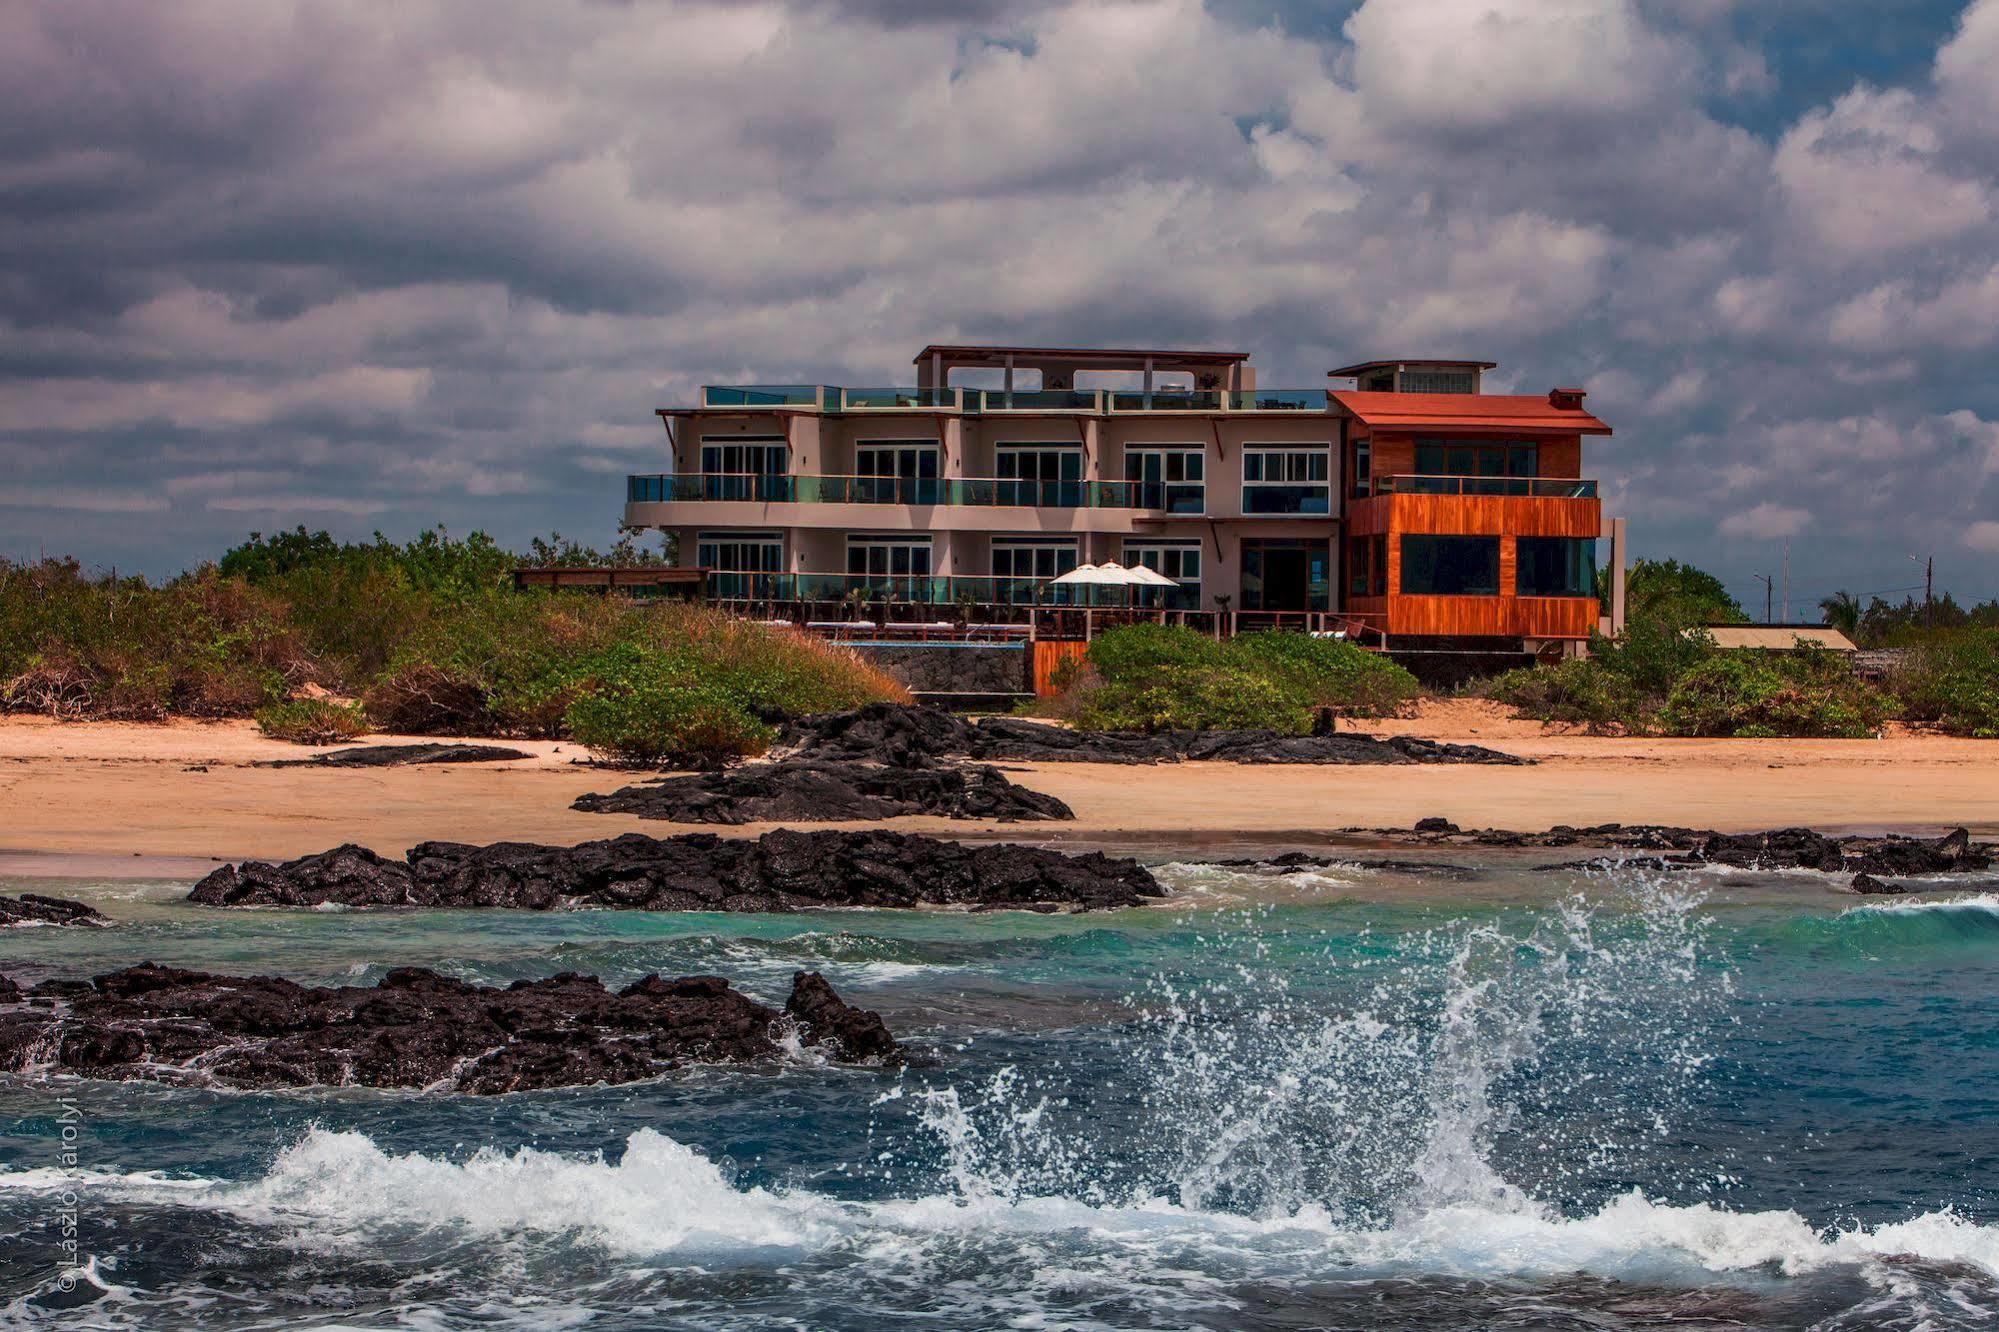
[[701, 385, 828, 408], [1108, 389, 1225, 412], [1226, 389, 1329, 411], [974, 388, 1103, 412], [627, 473, 1144, 508], [1371, 475, 1599, 498], [840, 387, 961, 410], [679, 387, 1337, 414], [700, 571, 1203, 608]]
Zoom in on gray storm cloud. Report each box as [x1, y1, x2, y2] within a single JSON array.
[[1, 0, 1995, 603]]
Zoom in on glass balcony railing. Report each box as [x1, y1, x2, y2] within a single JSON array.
[[626, 474, 1148, 509], [974, 388, 1102, 412], [1108, 389, 1224, 412], [1227, 389, 1329, 411], [701, 385, 825, 408], [840, 387, 960, 410], [1242, 485, 1332, 515], [1372, 475, 1599, 498], [699, 572, 1187, 607]]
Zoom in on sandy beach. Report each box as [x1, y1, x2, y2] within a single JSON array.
[[2, 704, 1991, 872]]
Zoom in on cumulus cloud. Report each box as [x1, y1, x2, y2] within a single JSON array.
[[1720, 502, 1810, 540], [0, 0, 1993, 602]]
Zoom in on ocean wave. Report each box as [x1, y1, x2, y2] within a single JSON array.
[[7, 1127, 1998, 1292]]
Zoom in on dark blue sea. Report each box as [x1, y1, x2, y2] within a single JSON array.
[[4, 852, 1998, 1329]]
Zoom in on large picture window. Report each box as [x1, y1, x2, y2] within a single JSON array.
[[995, 446, 1084, 507], [1516, 537, 1597, 597], [854, 441, 940, 505], [696, 531, 784, 599], [1124, 448, 1205, 513], [1413, 440, 1538, 478], [698, 438, 789, 501], [991, 537, 1079, 603], [1400, 535, 1500, 596], [1123, 540, 1202, 609], [1242, 447, 1331, 514]]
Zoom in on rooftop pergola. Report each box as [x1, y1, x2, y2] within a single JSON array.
[[912, 343, 1254, 392]]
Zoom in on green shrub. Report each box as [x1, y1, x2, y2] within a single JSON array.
[[1661, 642, 1890, 738], [1053, 624, 1417, 733], [1891, 630, 1999, 737], [1483, 659, 1652, 732], [564, 647, 775, 768], [255, 698, 369, 745]]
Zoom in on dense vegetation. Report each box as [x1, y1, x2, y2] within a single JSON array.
[[1046, 623, 1420, 732], [1483, 558, 1991, 738], [0, 528, 903, 764]]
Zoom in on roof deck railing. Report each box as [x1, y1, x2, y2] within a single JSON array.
[[679, 386, 1336, 414], [1371, 474, 1598, 498], [627, 473, 1144, 508]]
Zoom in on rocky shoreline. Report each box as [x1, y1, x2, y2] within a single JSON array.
[[261, 742, 534, 768], [0, 893, 107, 928], [1349, 819, 1992, 883], [779, 704, 1527, 767], [188, 829, 1164, 913], [573, 758, 1073, 823], [0, 963, 897, 1092]]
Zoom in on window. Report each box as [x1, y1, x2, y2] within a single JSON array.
[[846, 536, 935, 600], [1241, 539, 1330, 611], [991, 537, 1079, 603], [1400, 535, 1499, 596], [854, 441, 940, 504], [1242, 447, 1331, 514], [1351, 437, 1371, 499], [1344, 535, 1388, 598], [1413, 440, 1539, 479], [1124, 448, 1205, 513], [996, 446, 1084, 507], [1401, 369, 1477, 394], [1516, 537, 1597, 597], [1124, 540, 1202, 609], [696, 531, 784, 599], [698, 438, 788, 501]]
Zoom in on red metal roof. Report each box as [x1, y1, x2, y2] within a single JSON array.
[[1331, 390, 1612, 435]]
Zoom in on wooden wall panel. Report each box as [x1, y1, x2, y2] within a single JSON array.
[[1032, 640, 1089, 696], [1388, 494, 1600, 537], [1382, 595, 1596, 639]]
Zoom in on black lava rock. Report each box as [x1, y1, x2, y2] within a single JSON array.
[[261, 743, 534, 768], [189, 829, 1164, 914], [573, 759, 1073, 824], [0, 893, 109, 928], [777, 704, 1527, 767], [0, 964, 897, 1092]]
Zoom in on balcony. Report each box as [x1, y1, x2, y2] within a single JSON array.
[[1227, 389, 1329, 411], [1108, 389, 1225, 412], [679, 385, 1336, 415], [1371, 475, 1598, 498], [974, 388, 1102, 412], [702, 385, 827, 408], [700, 570, 1190, 607], [840, 387, 961, 410], [628, 473, 1143, 509]]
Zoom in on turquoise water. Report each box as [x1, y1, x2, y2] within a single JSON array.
[[4, 854, 1999, 1329]]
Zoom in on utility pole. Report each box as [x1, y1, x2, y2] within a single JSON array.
[[1925, 555, 1934, 629], [1753, 573, 1773, 624], [1780, 543, 1790, 623]]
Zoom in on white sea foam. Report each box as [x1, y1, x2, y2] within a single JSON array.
[[7, 1129, 1999, 1291], [1840, 892, 1999, 921]]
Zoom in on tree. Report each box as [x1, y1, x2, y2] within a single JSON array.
[[1819, 590, 1861, 638]]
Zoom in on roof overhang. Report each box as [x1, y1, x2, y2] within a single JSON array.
[[1328, 359, 1497, 378], [1332, 391, 1612, 435]]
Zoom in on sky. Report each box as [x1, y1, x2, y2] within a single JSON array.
[[3, 0, 1997, 613]]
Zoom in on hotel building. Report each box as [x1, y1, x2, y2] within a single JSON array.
[[624, 344, 1619, 653]]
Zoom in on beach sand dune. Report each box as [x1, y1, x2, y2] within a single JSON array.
[[0, 703, 1992, 870]]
